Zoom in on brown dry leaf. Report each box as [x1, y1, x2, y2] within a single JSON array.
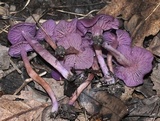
[[151, 63, 160, 95], [120, 86, 135, 101], [98, 0, 160, 47], [148, 35, 160, 57], [79, 89, 128, 121], [0, 95, 46, 121]]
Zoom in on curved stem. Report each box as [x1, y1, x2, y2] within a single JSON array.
[[21, 49, 58, 112], [107, 53, 114, 73], [102, 41, 130, 67], [22, 31, 73, 80], [94, 47, 115, 84], [68, 73, 94, 105]]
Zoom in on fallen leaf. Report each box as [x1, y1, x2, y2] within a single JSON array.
[[148, 35, 160, 57], [151, 63, 160, 95], [78, 89, 128, 121], [98, 0, 160, 47], [0, 96, 46, 121]]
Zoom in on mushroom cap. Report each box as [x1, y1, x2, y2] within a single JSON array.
[[103, 31, 118, 48], [77, 14, 104, 36], [53, 19, 77, 41], [9, 41, 33, 57], [116, 29, 132, 47], [36, 19, 56, 40], [114, 46, 153, 87], [57, 33, 94, 71], [77, 14, 119, 36], [8, 23, 36, 45]]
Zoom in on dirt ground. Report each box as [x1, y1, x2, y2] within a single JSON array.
[[0, 0, 160, 121]]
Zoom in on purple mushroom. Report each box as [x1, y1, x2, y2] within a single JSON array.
[[77, 14, 120, 84], [77, 14, 119, 37], [102, 31, 153, 86], [8, 34, 58, 113], [53, 19, 77, 41], [103, 31, 118, 73], [22, 31, 73, 80], [56, 33, 94, 71], [8, 23, 36, 44], [36, 19, 57, 49], [102, 29, 132, 73], [116, 29, 132, 48]]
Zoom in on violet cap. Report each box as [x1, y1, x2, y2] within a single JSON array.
[[36, 19, 56, 41], [53, 19, 77, 41], [8, 23, 36, 44], [114, 46, 153, 87], [9, 41, 33, 57], [57, 33, 94, 71]]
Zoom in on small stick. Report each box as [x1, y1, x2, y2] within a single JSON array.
[[14, 71, 47, 95], [0, 53, 37, 79], [9, 59, 22, 74]]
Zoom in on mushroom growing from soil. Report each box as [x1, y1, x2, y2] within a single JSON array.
[[8, 40, 58, 113], [56, 33, 94, 72], [8, 23, 73, 80], [77, 14, 119, 84], [103, 31, 118, 73], [22, 31, 74, 80], [102, 31, 153, 86], [102, 29, 132, 73]]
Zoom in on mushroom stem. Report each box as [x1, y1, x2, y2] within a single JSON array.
[[22, 31, 73, 80], [44, 34, 57, 49], [68, 73, 94, 105], [21, 49, 58, 112], [94, 47, 115, 84], [107, 53, 114, 73], [102, 41, 130, 67]]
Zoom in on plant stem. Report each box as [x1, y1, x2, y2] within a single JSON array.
[[22, 31, 73, 80], [21, 49, 58, 112]]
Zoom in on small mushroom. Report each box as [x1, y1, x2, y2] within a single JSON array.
[[103, 31, 118, 73], [114, 46, 153, 87], [8, 23, 36, 44], [77, 14, 119, 84], [102, 29, 132, 73], [102, 31, 153, 86], [22, 31, 73, 80], [8, 41, 58, 113], [77, 14, 119, 37]]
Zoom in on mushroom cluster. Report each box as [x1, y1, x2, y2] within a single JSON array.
[[7, 14, 153, 118]]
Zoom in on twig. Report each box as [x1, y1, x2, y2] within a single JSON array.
[[56, 9, 99, 17], [0, 25, 10, 34], [10, 0, 31, 14], [14, 71, 47, 95], [0, 53, 37, 79], [9, 59, 22, 74]]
